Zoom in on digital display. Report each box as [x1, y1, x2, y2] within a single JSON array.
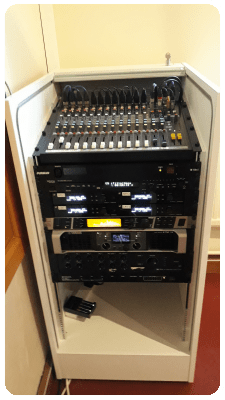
[[104, 182, 138, 187], [67, 208, 87, 214], [131, 194, 152, 200], [87, 219, 121, 228], [131, 207, 152, 213], [112, 234, 130, 243], [66, 195, 87, 202]]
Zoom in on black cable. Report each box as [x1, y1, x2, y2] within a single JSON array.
[[73, 88, 82, 104], [163, 77, 183, 102], [5, 81, 12, 96], [103, 87, 113, 95], [62, 85, 71, 103], [72, 85, 89, 101]]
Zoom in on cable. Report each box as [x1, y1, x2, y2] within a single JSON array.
[[61, 379, 71, 395], [163, 77, 183, 102], [5, 81, 12, 96], [62, 85, 71, 103], [72, 85, 89, 102]]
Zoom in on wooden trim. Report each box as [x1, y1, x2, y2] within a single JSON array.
[[5, 129, 29, 291], [37, 352, 53, 395]]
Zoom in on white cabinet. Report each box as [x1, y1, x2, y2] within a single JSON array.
[[5, 63, 219, 382]]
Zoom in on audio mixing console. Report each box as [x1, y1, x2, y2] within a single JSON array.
[[33, 77, 201, 164]]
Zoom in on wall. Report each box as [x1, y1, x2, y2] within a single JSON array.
[[5, 4, 47, 93], [5, 4, 58, 394], [53, 4, 220, 85]]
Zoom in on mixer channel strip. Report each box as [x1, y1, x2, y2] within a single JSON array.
[[48, 130, 186, 151]]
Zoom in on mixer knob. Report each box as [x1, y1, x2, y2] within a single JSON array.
[[118, 141, 123, 148], [127, 141, 131, 148], [100, 142, 105, 149], [147, 257, 158, 266], [91, 142, 97, 149], [83, 142, 88, 149], [102, 242, 110, 250], [144, 140, 149, 147], [109, 141, 114, 149], [74, 142, 79, 150]]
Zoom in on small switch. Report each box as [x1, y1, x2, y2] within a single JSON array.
[[74, 143, 79, 150], [65, 142, 71, 149], [118, 141, 123, 148], [144, 140, 149, 147], [91, 142, 97, 149], [83, 142, 88, 149], [48, 143, 54, 150], [59, 137, 64, 143], [126, 141, 131, 148], [109, 141, 114, 149], [100, 142, 105, 149]]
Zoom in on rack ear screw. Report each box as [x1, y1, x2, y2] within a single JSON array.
[[42, 131, 46, 136], [35, 147, 39, 151]]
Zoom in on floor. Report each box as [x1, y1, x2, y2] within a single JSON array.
[[46, 273, 220, 395]]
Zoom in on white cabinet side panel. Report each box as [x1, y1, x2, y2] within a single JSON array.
[[5, 74, 63, 377], [182, 64, 220, 382]]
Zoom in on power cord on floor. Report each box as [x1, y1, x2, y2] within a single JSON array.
[[61, 379, 71, 395]]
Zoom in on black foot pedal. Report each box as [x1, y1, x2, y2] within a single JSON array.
[[64, 296, 96, 318]]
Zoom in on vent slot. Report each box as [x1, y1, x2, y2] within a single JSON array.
[[143, 276, 164, 281], [61, 232, 91, 250]]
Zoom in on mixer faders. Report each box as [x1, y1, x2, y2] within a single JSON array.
[[34, 77, 201, 164]]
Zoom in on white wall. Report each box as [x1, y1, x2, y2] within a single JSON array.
[[53, 4, 220, 85], [5, 4, 47, 93]]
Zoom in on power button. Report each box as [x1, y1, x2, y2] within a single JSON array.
[[54, 167, 62, 178]]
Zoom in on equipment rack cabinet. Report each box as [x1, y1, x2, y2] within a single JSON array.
[[5, 63, 219, 382]]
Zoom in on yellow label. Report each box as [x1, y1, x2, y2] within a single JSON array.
[[87, 219, 121, 228]]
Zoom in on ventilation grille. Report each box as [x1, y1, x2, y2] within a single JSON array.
[[61, 233, 91, 250], [143, 276, 164, 281]]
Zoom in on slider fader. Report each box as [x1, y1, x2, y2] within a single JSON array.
[[33, 76, 202, 284]]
